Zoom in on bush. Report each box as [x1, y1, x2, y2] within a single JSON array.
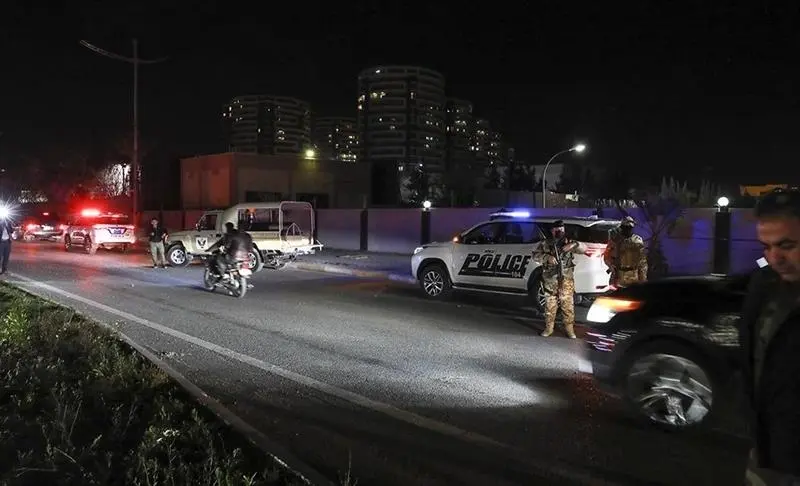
[[0, 284, 307, 486]]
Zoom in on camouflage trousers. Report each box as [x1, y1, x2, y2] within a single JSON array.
[[614, 269, 644, 287], [543, 277, 576, 333]]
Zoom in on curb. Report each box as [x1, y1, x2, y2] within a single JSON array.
[[5, 275, 334, 486], [293, 262, 417, 285]]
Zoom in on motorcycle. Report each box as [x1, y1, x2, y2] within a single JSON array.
[[202, 251, 252, 298]]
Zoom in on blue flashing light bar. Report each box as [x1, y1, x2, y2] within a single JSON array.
[[490, 209, 531, 219]]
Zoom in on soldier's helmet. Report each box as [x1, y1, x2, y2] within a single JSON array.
[[621, 216, 635, 227]]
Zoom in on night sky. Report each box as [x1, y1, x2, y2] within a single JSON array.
[[1, 1, 799, 185]]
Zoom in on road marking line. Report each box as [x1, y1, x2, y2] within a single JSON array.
[[9, 272, 506, 450]]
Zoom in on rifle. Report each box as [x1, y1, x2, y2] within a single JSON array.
[[552, 238, 565, 286]]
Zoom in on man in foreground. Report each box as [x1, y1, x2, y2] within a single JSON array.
[[740, 188, 800, 485]]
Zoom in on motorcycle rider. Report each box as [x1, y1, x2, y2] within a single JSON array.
[[207, 222, 253, 281]]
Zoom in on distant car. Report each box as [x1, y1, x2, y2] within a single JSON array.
[[19, 212, 67, 241], [63, 209, 136, 254], [584, 274, 748, 430], [410, 211, 620, 310]]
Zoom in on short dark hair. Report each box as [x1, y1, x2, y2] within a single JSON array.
[[755, 188, 800, 220]]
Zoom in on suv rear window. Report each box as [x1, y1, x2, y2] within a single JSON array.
[[91, 216, 130, 225], [537, 222, 618, 243]]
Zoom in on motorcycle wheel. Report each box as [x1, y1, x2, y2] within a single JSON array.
[[234, 277, 247, 298], [202, 268, 216, 291]]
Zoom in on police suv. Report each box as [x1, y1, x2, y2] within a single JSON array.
[[411, 210, 621, 310], [63, 209, 137, 255]]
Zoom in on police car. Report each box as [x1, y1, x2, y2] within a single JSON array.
[[411, 210, 621, 310], [63, 209, 137, 255]]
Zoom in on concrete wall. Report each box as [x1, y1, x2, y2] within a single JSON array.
[[316, 209, 361, 251], [730, 208, 763, 275], [367, 209, 422, 254], [313, 206, 758, 276]]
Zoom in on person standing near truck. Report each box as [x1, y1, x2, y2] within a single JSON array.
[[148, 218, 168, 268]]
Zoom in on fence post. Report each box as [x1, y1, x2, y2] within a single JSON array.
[[359, 209, 368, 251], [421, 208, 431, 244], [712, 207, 731, 274]]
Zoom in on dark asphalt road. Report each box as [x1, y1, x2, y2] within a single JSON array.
[[3, 242, 750, 486]]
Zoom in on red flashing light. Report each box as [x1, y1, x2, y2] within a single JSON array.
[[81, 209, 101, 217], [42, 212, 50, 216]]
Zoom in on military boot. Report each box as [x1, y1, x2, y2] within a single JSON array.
[[564, 324, 577, 339], [541, 322, 554, 337]]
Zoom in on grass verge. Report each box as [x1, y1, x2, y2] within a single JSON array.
[[0, 282, 312, 486]]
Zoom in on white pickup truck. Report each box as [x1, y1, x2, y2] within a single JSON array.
[[165, 201, 323, 272]]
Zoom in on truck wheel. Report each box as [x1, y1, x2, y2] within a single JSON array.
[[528, 274, 547, 313], [247, 249, 264, 273], [419, 263, 453, 300], [84, 237, 97, 255], [167, 245, 190, 267]]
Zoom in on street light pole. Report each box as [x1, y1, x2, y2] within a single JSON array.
[[80, 39, 166, 227], [540, 143, 586, 209], [133, 39, 139, 226]]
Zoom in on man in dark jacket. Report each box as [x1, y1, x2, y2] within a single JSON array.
[[740, 188, 800, 484], [208, 222, 254, 279], [0, 217, 13, 274]]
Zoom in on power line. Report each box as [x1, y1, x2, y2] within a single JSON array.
[[79, 39, 167, 227]]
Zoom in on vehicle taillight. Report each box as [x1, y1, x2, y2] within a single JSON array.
[[584, 243, 606, 257], [81, 209, 101, 217]]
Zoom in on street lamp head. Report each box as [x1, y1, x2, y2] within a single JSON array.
[[717, 196, 730, 208], [422, 200, 432, 210], [304, 149, 316, 159], [572, 144, 587, 153]]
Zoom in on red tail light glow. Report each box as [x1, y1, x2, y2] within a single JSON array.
[[584, 243, 607, 257], [81, 209, 101, 217]]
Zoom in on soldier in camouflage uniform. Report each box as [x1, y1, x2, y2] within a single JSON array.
[[533, 220, 589, 339], [604, 216, 648, 287]]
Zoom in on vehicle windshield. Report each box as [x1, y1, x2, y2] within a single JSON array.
[[536, 222, 618, 243]]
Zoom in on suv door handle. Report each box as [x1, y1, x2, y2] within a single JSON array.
[[214, 234, 221, 237]]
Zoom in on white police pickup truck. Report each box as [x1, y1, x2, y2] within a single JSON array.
[[410, 210, 621, 310]]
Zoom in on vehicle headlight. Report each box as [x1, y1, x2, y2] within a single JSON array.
[[413, 246, 425, 255], [586, 297, 643, 324]]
